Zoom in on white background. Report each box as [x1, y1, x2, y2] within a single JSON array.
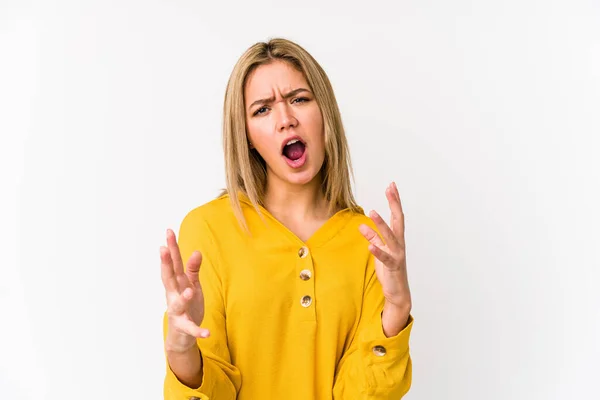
[[2, 0, 599, 399]]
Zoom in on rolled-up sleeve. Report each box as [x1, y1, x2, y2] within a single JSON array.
[[163, 209, 241, 399], [332, 259, 414, 399]]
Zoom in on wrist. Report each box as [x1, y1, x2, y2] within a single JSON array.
[[165, 341, 204, 389], [165, 331, 198, 354], [165, 342, 201, 358], [381, 301, 411, 337]]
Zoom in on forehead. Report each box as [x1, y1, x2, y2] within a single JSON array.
[[244, 60, 308, 99]]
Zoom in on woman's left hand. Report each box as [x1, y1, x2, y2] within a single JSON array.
[[359, 181, 412, 336]]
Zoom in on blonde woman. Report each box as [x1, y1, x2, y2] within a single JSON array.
[[160, 38, 414, 399]]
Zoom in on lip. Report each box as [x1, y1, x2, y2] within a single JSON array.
[[280, 135, 306, 154]]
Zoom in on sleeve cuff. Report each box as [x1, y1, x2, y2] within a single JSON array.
[[164, 350, 219, 400], [359, 313, 414, 362]]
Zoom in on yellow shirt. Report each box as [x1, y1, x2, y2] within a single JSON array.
[[163, 193, 414, 399]]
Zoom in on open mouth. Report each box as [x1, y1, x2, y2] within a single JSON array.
[[282, 138, 306, 161]]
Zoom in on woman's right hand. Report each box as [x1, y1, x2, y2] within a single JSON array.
[[161, 228, 210, 353]]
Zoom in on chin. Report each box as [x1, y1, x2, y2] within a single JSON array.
[[285, 161, 325, 186], [285, 171, 318, 186], [270, 162, 318, 187]]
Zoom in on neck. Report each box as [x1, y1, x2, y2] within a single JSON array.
[[263, 170, 329, 221]]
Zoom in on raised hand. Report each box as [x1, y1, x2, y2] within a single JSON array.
[[161, 229, 210, 353], [359, 182, 412, 335]]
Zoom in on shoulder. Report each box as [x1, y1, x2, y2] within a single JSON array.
[[332, 206, 386, 248], [344, 207, 378, 231], [180, 193, 235, 229]]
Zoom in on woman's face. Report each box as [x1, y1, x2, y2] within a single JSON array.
[[244, 60, 325, 187]]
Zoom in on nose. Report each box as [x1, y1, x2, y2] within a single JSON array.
[[275, 103, 298, 132]]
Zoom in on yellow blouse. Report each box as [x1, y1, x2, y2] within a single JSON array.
[[163, 193, 414, 399]]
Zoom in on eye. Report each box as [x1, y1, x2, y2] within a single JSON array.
[[254, 106, 268, 116], [293, 97, 309, 104]]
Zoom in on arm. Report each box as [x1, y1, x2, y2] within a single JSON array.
[[332, 262, 414, 399], [163, 210, 241, 399], [164, 342, 203, 389], [333, 182, 414, 398]]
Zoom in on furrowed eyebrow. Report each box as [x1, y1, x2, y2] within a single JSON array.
[[248, 88, 311, 111]]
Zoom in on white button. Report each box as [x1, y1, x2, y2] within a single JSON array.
[[298, 246, 309, 258], [301, 295, 312, 307], [299, 269, 312, 280], [372, 345, 387, 356]]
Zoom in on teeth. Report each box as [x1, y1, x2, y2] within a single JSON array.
[[286, 139, 299, 146]]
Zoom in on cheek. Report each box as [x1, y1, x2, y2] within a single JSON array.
[[303, 104, 323, 129], [246, 121, 277, 158], [246, 120, 266, 145], [309, 108, 325, 143]]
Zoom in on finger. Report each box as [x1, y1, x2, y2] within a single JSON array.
[[359, 223, 386, 248], [169, 287, 194, 315], [177, 318, 211, 339], [368, 242, 396, 266], [166, 229, 185, 276], [392, 182, 404, 213], [388, 182, 406, 241], [185, 251, 203, 288], [368, 209, 401, 253], [160, 246, 179, 293]]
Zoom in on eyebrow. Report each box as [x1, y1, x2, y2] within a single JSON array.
[[248, 88, 311, 111]]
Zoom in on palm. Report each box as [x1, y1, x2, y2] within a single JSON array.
[[160, 229, 210, 346], [360, 182, 411, 308], [173, 259, 204, 325]]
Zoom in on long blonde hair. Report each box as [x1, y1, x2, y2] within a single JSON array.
[[218, 38, 360, 233]]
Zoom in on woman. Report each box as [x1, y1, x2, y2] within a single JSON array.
[[160, 38, 414, 399]]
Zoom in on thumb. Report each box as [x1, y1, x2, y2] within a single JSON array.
[[185, 250, 202, 287]]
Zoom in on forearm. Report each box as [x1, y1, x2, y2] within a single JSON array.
[[382, 301, 411, 337], [166, 344, 204, 389]]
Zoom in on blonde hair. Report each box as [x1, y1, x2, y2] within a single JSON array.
[[218, 37, 360, 233]]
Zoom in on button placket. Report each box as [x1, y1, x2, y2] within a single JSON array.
[[296, 245, 315, 320]]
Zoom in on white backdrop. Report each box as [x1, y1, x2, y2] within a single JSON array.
[[2, 0, 599, 399]]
